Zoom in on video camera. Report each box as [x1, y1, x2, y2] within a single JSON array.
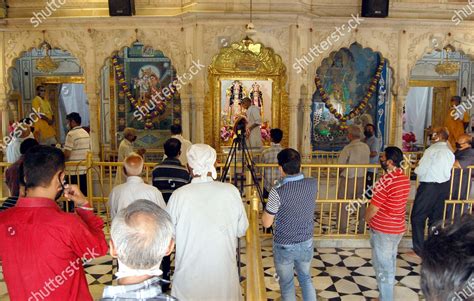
[[233, 117, 247, 140]]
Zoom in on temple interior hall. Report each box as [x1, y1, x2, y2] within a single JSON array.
[[1, 0, 474, 300]]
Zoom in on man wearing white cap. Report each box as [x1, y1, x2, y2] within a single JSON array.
[[166, 144, 249, 301]]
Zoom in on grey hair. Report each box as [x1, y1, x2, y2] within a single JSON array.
[[111, 199, 174, 269], [348, 125, 361, 139]]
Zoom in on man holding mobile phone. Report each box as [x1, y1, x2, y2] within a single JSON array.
[[0, 145, 108, 301]]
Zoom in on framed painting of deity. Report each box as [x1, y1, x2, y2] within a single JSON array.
[[113, 42, 182, 149], [206, 38, 289, 152], [219, 79, 273, 144]]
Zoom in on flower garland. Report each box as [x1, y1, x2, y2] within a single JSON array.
[[314, 57, 385, 130], [112, 55, 176, 123]]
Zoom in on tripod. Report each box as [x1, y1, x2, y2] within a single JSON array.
[[220, 133, 263, 203], [220, 132, 264, 281]]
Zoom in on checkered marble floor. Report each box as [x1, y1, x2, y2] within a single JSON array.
[[262, 247, 423, 301], [0, 246, 421, 301]]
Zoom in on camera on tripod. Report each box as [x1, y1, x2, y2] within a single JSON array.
[[233, 116, 247, 140]]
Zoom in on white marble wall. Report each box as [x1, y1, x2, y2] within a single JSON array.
[[1, 2, 474, 158]]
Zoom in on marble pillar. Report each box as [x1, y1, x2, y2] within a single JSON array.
[[301, 99, 313, 162], [87, 92, 101, 160], [194, 99, 205, 144], [288, 24, 301, 149], [288, 102, 299, 149], [181, 98, 192, 141], [392, 94, 405, 148]]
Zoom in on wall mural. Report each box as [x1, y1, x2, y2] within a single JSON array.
[[311, 43, 388, 151], [114, 42, 181, 148]]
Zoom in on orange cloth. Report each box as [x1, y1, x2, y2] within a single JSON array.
[[31, 96, 56, 142], [445, 108, 469, 148]]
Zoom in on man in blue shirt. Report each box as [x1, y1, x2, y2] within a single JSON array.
[[262, 148, 318, 301]]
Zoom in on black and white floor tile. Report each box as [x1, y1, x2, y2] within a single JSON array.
[[262, 247, 423, 301], [0, 247, 421, 301]]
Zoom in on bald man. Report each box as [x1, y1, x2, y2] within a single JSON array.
[[108, 153, 165, 220], [118, 128, 146, 162], [449, 134, 474, 219], [410, 127, 455, 257]]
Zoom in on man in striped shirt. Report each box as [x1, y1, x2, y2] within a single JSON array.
[[152, 138, 190, 290], [365, 146, 411, 301], [262, 148, 318, 301], [64, 112, 91, 211]]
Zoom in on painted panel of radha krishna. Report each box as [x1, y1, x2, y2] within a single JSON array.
[[311, 43, 387, 151], [115, 42, 182, 148]]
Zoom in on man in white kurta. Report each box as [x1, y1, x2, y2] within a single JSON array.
[[242, 97, 263, 150], [109, 153, 165, 219], [166, 144, 249, 301]]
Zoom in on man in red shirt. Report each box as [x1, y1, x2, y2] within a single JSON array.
[[365, 146, 411, 301], [0, 145, 108, 301]]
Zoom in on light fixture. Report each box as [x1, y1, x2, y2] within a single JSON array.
[[245, 0, 256, 36], [435, 45, 460, 76], [36, 32, 59, 73]]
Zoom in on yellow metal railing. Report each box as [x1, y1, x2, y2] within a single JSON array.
[[310, 151, 424, 165], [2, 154, 473, 301], [100, 147, 264, 165], [101, 148, 166, 163], [245, 193, 267, 300], [2, 157, 472, 236]]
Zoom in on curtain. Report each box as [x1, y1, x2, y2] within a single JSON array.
[[404, 87, 433, 145], [58, 84, 89, 142]]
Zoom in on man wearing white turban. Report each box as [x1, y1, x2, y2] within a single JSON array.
[[166, 144, 249, 301]]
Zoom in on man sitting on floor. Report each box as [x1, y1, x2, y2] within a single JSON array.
[[109, 153, 165, 220], [101, 200, 177, 301]]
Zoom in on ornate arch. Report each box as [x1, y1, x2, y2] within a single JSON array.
[[310, 29, 399, 95], [91, 28, 185, 83], [404, 31, 474, 96], [4, 30, 88, 93], [310, 42, 393, 149], [205, 37, 289, 151]]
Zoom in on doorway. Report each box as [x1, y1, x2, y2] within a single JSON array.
[[35, 77, 89, 144], [405, 80, 457, 148]]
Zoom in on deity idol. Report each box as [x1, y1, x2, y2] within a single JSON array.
[[329, 85, 345, 115], [250, 82, 263, 108], [226, 80, 245, 120], [134, 67, 153, 102]]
